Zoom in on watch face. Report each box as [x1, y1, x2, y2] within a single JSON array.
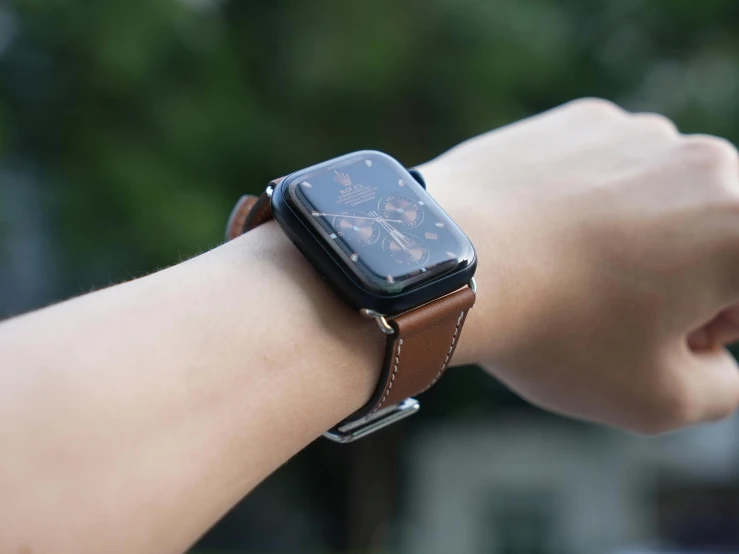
[[281, 151, 475, 295]]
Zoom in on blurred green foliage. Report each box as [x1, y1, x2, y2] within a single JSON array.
[[3, 1, 739, 551], [3, 0, 739, 297]]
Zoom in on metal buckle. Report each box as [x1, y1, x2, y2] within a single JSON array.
[[327, 280, 475, 443], [322, 398, 420, 443]]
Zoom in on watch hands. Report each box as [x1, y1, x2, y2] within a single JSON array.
[[317, 211, 415, 255], [378, 219, 412, 242], [377, 219, 413, 254]]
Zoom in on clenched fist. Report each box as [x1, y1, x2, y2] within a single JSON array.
[[423, 98, 739, 434]]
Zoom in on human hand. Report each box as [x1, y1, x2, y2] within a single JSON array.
[[422, 98, 739, 434]]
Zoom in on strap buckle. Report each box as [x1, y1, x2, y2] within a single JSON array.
[[322, 398, 420, 443], [328, 279, 476, 443]]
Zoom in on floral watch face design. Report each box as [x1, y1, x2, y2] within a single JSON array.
[[283, 151, 475, 295]]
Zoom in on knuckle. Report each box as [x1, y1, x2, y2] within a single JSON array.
[[708, 399, 738, 422], [567, 97, 626, 119], [633, 377, 697, 435], [706, 379, 739, 423], [659, 384, 696, 425], [631, 112, 679, 137], [679, 136, 739, 203], [680, 135, 739, 174]]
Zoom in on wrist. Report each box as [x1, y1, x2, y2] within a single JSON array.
[[417, 159, 521, 368], [188, 222, 385, 429], [214, 152, 487, 438]]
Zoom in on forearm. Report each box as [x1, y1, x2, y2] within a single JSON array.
[[0, 222, 389, 554], [5, 97, 738, 553]]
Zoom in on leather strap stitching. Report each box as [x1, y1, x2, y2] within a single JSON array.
[[420, 310, 465, 393], [372, 338, 403, 412]]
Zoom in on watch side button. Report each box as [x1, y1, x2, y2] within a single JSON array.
[[408, 168, 426, 189]]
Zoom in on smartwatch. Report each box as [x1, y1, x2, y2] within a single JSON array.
[[225, 150, 476, 443]]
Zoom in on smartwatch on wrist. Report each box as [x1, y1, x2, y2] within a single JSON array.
[[225, 150, 476, 443]]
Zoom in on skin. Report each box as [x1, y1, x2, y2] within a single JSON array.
[[1, 98, 738, 553]]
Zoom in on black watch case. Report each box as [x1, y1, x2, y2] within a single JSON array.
[[270, 150, 476, 315]]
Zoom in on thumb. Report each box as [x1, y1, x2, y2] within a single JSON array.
[[687, 304, 739, 350], [679, 346, 739, 425]]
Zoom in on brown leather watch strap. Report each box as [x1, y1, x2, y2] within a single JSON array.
[[226, 187, 475, 423], [225, 195, 259, 241], [368, 286, 474, 413], [225, 178, 281, 241]]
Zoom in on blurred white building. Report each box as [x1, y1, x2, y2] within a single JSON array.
[[400, 413, 739, 554]]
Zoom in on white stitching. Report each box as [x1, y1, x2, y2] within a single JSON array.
[[373, 338, 403, 412], [372, 309, 466, 412], [421, 310, 465, 392]]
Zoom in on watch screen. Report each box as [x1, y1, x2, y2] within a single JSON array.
[[283, 151, 475, 295]]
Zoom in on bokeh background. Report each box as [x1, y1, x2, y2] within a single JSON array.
[[2, 1, 739, 552]]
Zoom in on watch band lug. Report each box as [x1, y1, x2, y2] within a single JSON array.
[[322, 398, 420, 443], [359, 308, 395, 335]]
